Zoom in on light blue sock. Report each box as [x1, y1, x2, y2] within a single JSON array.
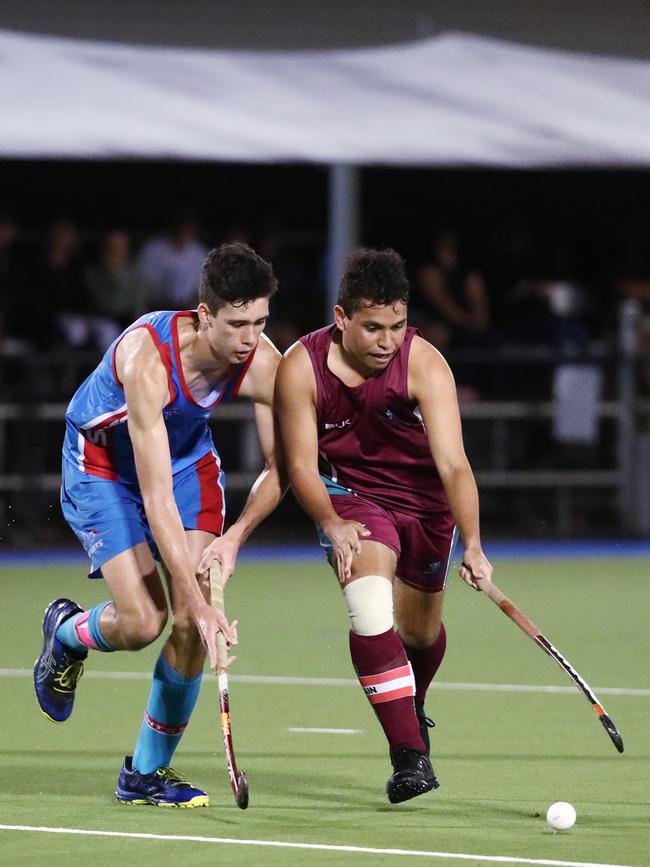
[[55, 602, 114, 653], [55, 613, 86, 654], [132, 652, 203, 774]]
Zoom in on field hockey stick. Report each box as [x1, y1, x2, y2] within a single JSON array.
[[209, 562, 249, 809], [474, 575, 624, 754]]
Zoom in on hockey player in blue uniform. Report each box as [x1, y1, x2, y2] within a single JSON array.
[[34, 243, 283, 807]]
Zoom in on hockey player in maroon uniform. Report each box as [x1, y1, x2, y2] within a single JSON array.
[[275, 248, 492, 804]]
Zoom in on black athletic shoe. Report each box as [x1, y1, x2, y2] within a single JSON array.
[[34, 598, 87, 723], [415, 701, 436, 757], [386, 747, 439, 804]]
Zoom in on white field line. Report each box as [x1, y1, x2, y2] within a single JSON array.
[[287, 727, 362, 734], [0, 825, 637, 867], [2, 667, 648, 696]]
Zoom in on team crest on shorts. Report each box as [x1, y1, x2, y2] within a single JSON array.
[[79, 527, 104, 557], [422, 560, 442, 582]]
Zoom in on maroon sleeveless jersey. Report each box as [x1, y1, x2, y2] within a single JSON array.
[[300, 325, 451, 518]]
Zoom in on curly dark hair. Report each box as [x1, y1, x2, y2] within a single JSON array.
[[199, 242, 278, 312], [337, 248, 410, 317]]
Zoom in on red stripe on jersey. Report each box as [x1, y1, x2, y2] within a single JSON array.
[[358, 664, 412, 688], [231, 344, 257, 398], [367, 685, 415, 705], [82, 438, 119, 481], [112, 323, 176, 403], [88, 409, 127, 432], [196, 453, 224, 534]]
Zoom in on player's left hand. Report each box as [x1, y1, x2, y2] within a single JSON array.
[[321, 516, 371, 583], [197, 529, 242, 584], [459, 546, 493, 591]]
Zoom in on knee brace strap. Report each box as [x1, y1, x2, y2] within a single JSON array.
[[344, 574, 394, 636]]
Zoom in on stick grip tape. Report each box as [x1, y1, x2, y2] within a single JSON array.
[[209, 563, 230, 672]]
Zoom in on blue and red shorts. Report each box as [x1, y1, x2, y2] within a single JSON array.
[[320, 493, 458, 593], [61, 451, 225, 578]]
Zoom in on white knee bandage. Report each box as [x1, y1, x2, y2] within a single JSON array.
[[344, 574, 394, 636]]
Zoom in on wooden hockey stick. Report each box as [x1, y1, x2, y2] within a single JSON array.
[[209, 563, 249, 808], [475, 575, 624, 754]]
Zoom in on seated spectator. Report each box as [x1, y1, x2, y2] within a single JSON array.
[[138, 208, 208, 309], [29, 218, 89, 350], [414, 228, 492, 398], [29, 219, 126, 353], [414, 228, 491, 350], [85, 229, 149, 329]]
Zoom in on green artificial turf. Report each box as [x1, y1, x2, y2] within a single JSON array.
[[0, 557, 648, 866]]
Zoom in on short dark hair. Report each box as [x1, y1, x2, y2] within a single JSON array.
[[337, 248, 410, 317], [199, 242, 278, 313]]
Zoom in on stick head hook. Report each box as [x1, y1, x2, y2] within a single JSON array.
[[235, 771, 249, 809]]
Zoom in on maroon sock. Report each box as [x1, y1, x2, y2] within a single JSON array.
[[349, 628, 425, 753], [403, 622, 447, 706]]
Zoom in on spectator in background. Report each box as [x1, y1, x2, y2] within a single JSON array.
[[0, 210, 18, 287], [414, 229, 491, 351], [0, 209, 25, 347], [256, 216, 307, 352], [30, 218, 89, 350], [30, 219, 134, 353], [86, 229, 149, 330], [484, 220, 538, 329], [413, 228, 492, 398], [503, 242, 595, 354], [138, 208, 208, 309], [613, 216, 650, 396], [503, 243, 601, 459]]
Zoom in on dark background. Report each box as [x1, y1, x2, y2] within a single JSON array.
[[2, 1, 649, 545]]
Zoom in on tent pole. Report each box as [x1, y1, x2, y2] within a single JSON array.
[[326, 163, 360, 316]]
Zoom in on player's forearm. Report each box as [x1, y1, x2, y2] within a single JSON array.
[[288, 464, 339, 528], [227, 465, 287, 545], [438, 463, 483, 548]]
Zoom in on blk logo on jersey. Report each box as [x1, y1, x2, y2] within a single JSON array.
[[324, 418, 352, 430], [384, 408, 399, 426], [85, 428, 108, 446], [84, 412, 128, 445]]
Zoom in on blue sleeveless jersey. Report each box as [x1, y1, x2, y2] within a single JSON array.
[[63, 310, 254, 484]]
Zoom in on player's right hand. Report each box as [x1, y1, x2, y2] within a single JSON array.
[[321, 517, 371, 583], [193, 603, 238, 670], [459, 546, 493, 591]]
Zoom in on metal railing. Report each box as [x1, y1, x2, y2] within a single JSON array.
[[1, 392, 647, 535], [1, 302, 648, 536]]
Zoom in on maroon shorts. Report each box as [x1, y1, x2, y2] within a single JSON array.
[[322, 494, 458, 593]]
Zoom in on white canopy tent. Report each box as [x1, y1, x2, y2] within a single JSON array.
[[2, 28, 650, 165], [3, 27, 650, 300]]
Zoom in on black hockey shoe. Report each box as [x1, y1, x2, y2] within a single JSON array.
[[386, 747, 439, 804]]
